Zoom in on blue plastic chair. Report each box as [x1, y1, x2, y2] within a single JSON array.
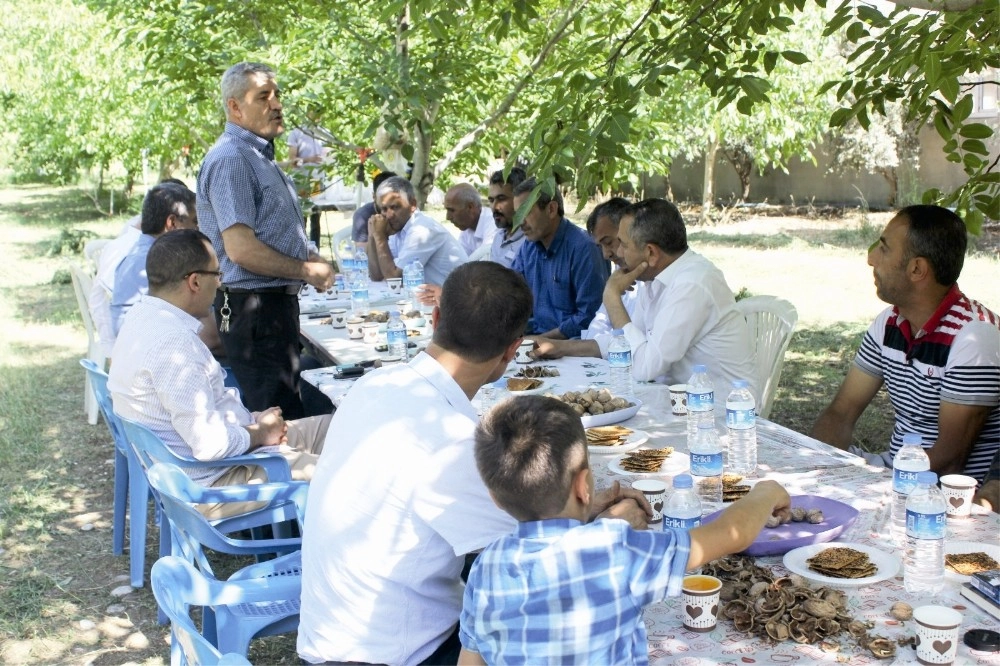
[[147, 463, 306, 657], [80, 359, 160, 588], [152, 555, 298, 666], [117, 417, 294, 590]]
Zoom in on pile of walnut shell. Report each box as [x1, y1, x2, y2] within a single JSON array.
[[702, 555, 896, 660], [546, 388, 633, 416]]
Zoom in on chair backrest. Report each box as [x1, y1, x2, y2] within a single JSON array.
[[69, 263, 99, 349], [733, 296, 798, 420], [84, 238, 111, 271], [151, 556, 256, 666], [80, 359, 129, 452], [332, 225, 353, 269]]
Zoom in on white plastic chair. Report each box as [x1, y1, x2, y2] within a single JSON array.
[[332, 225, 354, 269], [84, 238, 111, 272], [733, 296, 798, 419], [69, 263, 107, 424]]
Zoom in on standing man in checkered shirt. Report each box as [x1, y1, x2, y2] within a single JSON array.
[[197, 62, 334, 419]]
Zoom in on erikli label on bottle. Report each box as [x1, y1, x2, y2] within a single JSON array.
[[905, 510, 946, 539]]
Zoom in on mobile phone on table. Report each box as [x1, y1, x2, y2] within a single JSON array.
[[333, 364, 365, 379]]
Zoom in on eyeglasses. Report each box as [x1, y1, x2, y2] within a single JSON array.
[[183, 269, 222, 279]]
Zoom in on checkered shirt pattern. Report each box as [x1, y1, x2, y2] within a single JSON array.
[[459, 518, 691, 665], [197, 122, 309, 290]]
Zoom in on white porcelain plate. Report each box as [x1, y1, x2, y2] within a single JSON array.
[[609, 450, 689, 476], [580, 399, 642, 428], [944, 540, 1000, 582], [783, 542, 900, 588], [587, 429, 650, 455], [503, 378, 550, 395]]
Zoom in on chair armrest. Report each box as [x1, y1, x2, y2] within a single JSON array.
[[178, 451, 293, 482]]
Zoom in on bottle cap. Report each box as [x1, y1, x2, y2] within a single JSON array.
[[693, 364, 707, 373], [732, 379, 748, 388], [916, 471, 938, 485], [673, 473, 693, 489], [902, 433, 922, 446]]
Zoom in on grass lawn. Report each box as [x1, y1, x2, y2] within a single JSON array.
[[0, 185, 996, 664]]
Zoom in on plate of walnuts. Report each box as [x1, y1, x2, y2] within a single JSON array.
[[546, 388, 641, 427]]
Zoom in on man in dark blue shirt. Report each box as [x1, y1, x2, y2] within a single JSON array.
[[511, 178, 607, 339]]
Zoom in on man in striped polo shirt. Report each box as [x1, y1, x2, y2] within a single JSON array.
[[812, 205, 1000, 481], [197, 62, 334, 419]]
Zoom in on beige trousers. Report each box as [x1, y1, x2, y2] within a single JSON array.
[[197, 414, 331, 520]]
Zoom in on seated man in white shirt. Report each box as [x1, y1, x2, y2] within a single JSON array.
[[366, 176, 468, 285], [109, 230, 331, 519], [444, 183, 497, 259], [580, 196, 639, 340], [298, 261, 651, 666], [531, 199, 756, 396]]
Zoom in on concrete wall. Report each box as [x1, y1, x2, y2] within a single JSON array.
[[649, 116, 1000, 210]]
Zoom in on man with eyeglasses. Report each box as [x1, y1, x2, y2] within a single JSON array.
[[110, 182, 224, 356], [110, 230, 331, 518], [197, 62, 334, 419]]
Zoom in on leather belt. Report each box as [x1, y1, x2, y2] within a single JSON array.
[[219, 284, 301, 295]]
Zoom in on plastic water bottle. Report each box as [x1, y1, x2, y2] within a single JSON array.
[[686, 365, 714, 448], [355, 247, 369, 284], [387, 309, 408, 359], [903, 471, 947, 594], [726, 379, 757, 476], [409, 259, 428, 313], [689, 422, 723, 512], [663, 474, 702, 530], [891, 433, 930, 547], [607, 329, 633, 399], [351, 277, 370, 315], [342, 248, 356, 285]]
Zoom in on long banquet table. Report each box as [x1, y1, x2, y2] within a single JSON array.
[[301, 353, 1000, 664]]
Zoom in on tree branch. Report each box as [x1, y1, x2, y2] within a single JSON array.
[[431, 2, 588, 179], [607, 0, 660, 75]]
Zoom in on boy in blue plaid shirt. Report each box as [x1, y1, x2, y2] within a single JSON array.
[[459, 395, 791, 665]]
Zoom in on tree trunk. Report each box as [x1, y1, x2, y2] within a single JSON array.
[[723, 144, 753, 202], [880, 167, 899, 207], [701, 133, 720, 224]]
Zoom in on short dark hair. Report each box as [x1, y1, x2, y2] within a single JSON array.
[[513, 177, 564, 217], [433, 262, 532, 362], [146, 229, 214, 291], [626, 198, 687, 255], [489, 166, 527, 189], [371, 170, 397, 197], [375, 175, 416, 206], [897, 205, 967, 286], [141, 182, 195, 235], [475, 395, 589, 521], [586, 197, 632, 235]]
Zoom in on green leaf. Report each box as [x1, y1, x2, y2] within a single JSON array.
[[939, 77, 960, 104], [923, 53, 941, 85], [780, 50, 809, 65], [829, 107, 854, 128], [846, 21, 868, 42], [737, 95, 755, 115], [958, 123, 993, 139], [764, 51, 778, 74], [953, 94, 975, 123], [961, 139, 989, 156]]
